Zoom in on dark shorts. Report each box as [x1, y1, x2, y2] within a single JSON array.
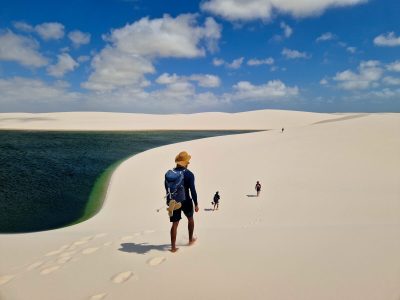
[[169, 200, 194, 222]]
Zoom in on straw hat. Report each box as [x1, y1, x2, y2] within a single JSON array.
[[175, 151, 191, 166]]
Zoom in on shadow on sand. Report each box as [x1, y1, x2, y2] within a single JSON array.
[[204, 208, 214, 212], [118, 242, 170, 254], [246, 194, 258, 197]]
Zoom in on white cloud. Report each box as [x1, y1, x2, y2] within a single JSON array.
[[280, 22, 293, 38], [213, 58, 225, 66], [228, 80, 299, 101], [13, 21, 34, 32], [320, 78, 328, 85], [383, 76, 400, 86], [334, 60, 384, 90], [77, 55, 91, 63], [189, 74, 221, 87], [68, 30, 91, 47], [247, 57, 274, 66], [346, 46, 356, 53], [35, 22, 65, 40], [374, 32, 400, 47], [0, 30, 48, 67], [103, 14, 221, 58], [316, 32, 336, 42], [82, 48, 155, 92], [387, 60, 400, 72], [201, 0, 367, 22], [47, 53, 79, 77], [227, 57, 244, 69], [156, 73, 221, 88], [83, 14, 221, 92], [272, 22, 293, 41], [212, 57, 244, 69], [0, 77, 79, 104], [282, 48, 310, 59]]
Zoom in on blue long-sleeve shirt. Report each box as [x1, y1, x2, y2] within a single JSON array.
[[165, 167, 198, 206]]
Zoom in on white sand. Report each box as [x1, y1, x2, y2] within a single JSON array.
[[0, 110, 399, 300]]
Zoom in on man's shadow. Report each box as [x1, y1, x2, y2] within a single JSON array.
[[246, 194, 258, 197], [118, 242, 170, 254], [204, 208, 214, 211]]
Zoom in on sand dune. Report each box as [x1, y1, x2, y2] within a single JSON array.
[[0, 110, 341, 130], [0, 110, 399, 300]]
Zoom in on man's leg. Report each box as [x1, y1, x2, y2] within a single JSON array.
[[170, 221, 179, 252], [188, 217, 196, 245]]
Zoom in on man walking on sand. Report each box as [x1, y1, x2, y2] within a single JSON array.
[[165, 151, 199, 253], [255, 181, 261, 197]]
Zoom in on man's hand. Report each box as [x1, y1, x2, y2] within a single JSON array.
[[195, 205, 199, 212]]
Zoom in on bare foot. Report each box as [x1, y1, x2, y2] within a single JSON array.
[[188, 237, 197, 246], [169, 248, 179, 253]]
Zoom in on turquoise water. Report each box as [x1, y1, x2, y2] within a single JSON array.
[[0, 130, 253, 233]]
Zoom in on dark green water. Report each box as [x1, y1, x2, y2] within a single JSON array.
[[0, 130, 253, 233]]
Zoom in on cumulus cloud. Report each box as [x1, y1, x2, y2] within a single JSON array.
[[374, 32, 400, 47], [346, 46, 356, 53], [47, 53, 79, 77], [280, 22, 293, 38], [247, 57, 274, 66], [83, 14, 221, 91], [156, 73, 221, 88], [387, 60, 400, 72], [213, 58, 225, 66], [316, 32, 336, 42], [211, 57, 244, 69], [282, 48, 310, 59], [35, 22, 65, 40], [228, 80, 299, 101], [68, 30, 91, 47], [227, 57, 244, 69], [334, 60, 384, 90], [189, 74, 221, 87], [272, 22, 293, 41], [0, 77, 79, 105], [383, 76, 400, 86], [0, 30, 48, 67], [103, 14, 221, 58], [82, 48, 155, 92], [13, 21, 34, 32], [77, 55, 91, 63], [201, 0, 367, 22], [320, 78, 328, 85]]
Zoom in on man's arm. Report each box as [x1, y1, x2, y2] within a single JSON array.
[[188, 173, 198, 210]]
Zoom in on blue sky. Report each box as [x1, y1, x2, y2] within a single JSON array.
[[0, 0, 399, 113]]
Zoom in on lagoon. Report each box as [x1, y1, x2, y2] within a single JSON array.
[[0, 130, 251, 233]]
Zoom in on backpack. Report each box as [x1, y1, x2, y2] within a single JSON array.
[[165, 169, 186, 204]]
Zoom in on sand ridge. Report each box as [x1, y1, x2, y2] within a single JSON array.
[[0, 110, 399, 300]]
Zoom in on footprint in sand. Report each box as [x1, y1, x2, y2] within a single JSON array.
[[111, 271, 136, 284], [89, 293, 107, 300], [73, 240, 89, 246], [121, 236, 134, 242], [82, 247, 99, 255], [27, 261, 44, 271], [94, 233, 108, 239], [57, 256, 72, 264], [45, 249, 64, 257], [40, 266, 60, 275], [81, 235, 95, 241], [147, 257, 166, 266], [0, 275, 15, 286], [59, 251, 76, 258]]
